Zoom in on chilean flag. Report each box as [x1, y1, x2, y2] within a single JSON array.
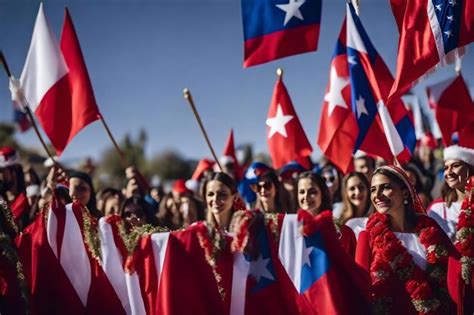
[[241, 0, 322, 67], [278, 211, 371, 314], [389, 0, 474, 100], [19, 5, 99, 156], [318, 3, 415, 173], [426, 74, 474, 147]]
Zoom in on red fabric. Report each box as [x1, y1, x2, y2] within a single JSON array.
[[37, 8, 100, 156], [267, 78, 312, 169], [431, 75, 474, 147], [244, 24, 319, 68], [0, 239, 26, 314], [389, 0, 474, 102], [447, 256, 474, 315], [11, 192, 30, 224], [191, 159, 215, 181], [222, 129, 243, 181], [340, 224, 357, 259], [16, 211, 85, 315]]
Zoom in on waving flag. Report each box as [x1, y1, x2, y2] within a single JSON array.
[[241, 0, 322, 67], [318, 3, 415, 173], [19, 5, 99, 156], [389, 0, 474, 100], [266, 74, 312, 169], [222, 129, 243, 181], [426, 74, 474, 147], [278, 211, 371, 314]]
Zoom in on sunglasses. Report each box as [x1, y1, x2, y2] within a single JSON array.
[[250, 181, 273, 192]]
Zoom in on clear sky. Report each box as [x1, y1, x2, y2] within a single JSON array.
[[0, 0, 473, 165]]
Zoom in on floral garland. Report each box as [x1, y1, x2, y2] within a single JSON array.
[[195, 221, 227, 300], [81, 204, 103, 265], [455, 176, 474, 285], [264, 212, 281, 243], [367, 212, 450, 314], [0, 198, 28, 313]]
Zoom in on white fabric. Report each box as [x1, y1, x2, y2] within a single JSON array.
[[150, 233, 170, 292], [19, 3, 69, 112], [98, 219, 146, 315], [46, 201, 59, 258], [377, 100, 405, 156], [332, 202, 344, 219], [345, 217, 368, 240], [394, 232, 427, 270], [278, 214, 304, 293], [428, 201, 461, 241], [444, 145, 474, 167], [60, 204, 91, 306], [230, 252, 250, 315]]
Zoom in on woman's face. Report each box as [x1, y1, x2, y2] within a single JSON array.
[[104, 194, 121, 216], [444, 159, 471, 190], [69, 177, 91, 206], [298, 178, 322, 215], [123, 203, 146, 227], [205, 180, 235, 215], [346, 175, 368, 211], [253, 180, 276, 203], [180, 196, 198, 227], [370, 174, 407, 215], [322, 168, 339, 197]]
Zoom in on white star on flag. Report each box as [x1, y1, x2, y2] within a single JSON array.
[[266, 104, 294, 138], [276, 0, 306, 26], [356, 96, 368, 118], [435, 4, 442, 11], [447, 15, 455, 22], [444, 30, 453, 38], [302, 245, 314, 268], [448, 0, 457, 6], [249, 254, 275, 283], [348, 55, 357, 65], [324, 66, 350, 117]]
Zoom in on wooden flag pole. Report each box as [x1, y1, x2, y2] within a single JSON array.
[[183, 88, 223, 172], [0, 51, 57, 163], [97, 113, 129, 169]]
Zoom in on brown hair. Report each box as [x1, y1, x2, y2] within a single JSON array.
[[296, 171, 332, 215], [202, 172, 237, 227], [340, 172, 372, 223]]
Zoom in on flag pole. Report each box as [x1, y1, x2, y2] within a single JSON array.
[[0, 51, 57, 163], [97, 113, 129, 169], [277, 67, 283, 79], [183, 88, 223, 172]]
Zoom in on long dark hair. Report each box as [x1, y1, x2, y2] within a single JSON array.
[[296, 171, 332, 214], [120, 196, 159, 226], [341, 172, 372, 222], [254, 170, 285, 213], [441, 161, 474, 207], [372, 167, 417, 227], [68, 170, 100, 218]]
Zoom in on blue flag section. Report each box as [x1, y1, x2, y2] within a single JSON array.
[[241, 0, 322, 67]]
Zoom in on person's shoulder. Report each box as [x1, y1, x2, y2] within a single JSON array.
[[426, 198, 445, 212]]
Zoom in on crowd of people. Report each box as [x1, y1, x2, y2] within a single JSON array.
[[0, 134, 473, 314]]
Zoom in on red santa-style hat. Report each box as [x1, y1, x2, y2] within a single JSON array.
[[443, 145, 474, 167], [0, 147, 20, 168]]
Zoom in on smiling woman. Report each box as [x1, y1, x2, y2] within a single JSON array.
[[356, 165, 457, 314]]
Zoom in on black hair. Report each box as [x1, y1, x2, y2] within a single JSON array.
[[254, 170, 285, 213], [296, 171, 332, 214], [121, 196, 158, 226], [68, 170, 100, 218]]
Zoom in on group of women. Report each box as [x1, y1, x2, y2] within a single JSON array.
[[197, 144, 473, 314]]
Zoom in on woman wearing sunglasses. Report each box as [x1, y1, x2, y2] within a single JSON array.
[[251, 169, 285, 214], [296, 171, 356, 257], [320, 163, 344, 219]]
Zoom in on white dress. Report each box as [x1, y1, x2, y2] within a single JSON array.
[[345, 217, 368, 240], [394, 232, 427, 270], [427, 201, 461, 241]]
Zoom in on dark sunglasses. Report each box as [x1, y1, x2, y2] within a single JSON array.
[[250, 181, 273, 192]]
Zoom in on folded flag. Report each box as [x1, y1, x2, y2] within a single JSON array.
[[241, 0, 322, 67]]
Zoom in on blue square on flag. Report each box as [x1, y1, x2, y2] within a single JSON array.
[[241, 0, 322, 67]]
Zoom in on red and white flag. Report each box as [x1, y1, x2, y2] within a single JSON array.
[[19, 5, 99, 156], [388, 0, 474, 101], [426, 74, 474, 147], [266, 76, 312, 169]]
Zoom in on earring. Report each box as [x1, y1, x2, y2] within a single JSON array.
[[404, 199, 408, 205]]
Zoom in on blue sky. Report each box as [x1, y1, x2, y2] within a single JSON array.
[[0, 0, 473, 164]]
